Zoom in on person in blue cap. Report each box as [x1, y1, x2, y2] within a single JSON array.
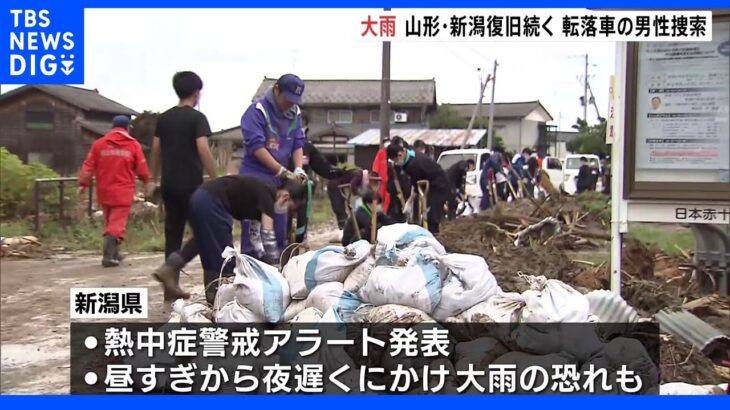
[[238, 74, 307, 262]]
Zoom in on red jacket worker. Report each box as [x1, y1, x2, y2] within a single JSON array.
[[78, 115, 149, 267]]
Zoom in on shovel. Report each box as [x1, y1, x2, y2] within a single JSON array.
[[416, 180, 430, 230], [339, 184, 360, 241]]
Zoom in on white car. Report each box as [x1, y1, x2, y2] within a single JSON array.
[[561, 154, 602, 195], [437, 148, 492, 210], [541, 156, 564, 189]]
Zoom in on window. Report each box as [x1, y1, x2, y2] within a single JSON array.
[[437, 154, 477, 171], [327, 110, 353, 124], [370, 110, 379, 123], [26, 111, 54, 130], [565, 158, 582, 170], [547, 158, 562, 170], [369, 110, 399, 124]]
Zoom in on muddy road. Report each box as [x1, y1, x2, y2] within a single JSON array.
[[0, 228, 339, 394]]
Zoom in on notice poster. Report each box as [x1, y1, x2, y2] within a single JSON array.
[[635, 21, 730, 172]]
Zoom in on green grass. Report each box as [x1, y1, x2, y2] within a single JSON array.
[[308, 192, 335, 227], [1, 217, 166, 253], [575, 191, 610, 224], [628, 224, 695, 256]]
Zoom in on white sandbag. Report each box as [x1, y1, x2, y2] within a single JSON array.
[[375, 223, 446, 266], [350, 304, 435, 324], [659, 382, 728, 395], [358, 250, 442, 313], [305, 282, 361, 321], [519, 275, 590, 323], [282, 299, 307, 322], [344, 256, 376, 293], [510, 322, 605, 362], [214, 282, 236, 310], [582, 337, 659, 393], [454, 338, 509, 374], [215, 300, 261, 323], [430, 253, 501, 321], [290, 307, 324, 323], [283, 240, 371, 299], [450, 292, 526, 323], [222, 246, 291, 323], [172, 299, 212, 323]]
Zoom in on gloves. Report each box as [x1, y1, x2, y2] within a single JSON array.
[[276, 166, 297, 182], [249, 221, 265, 258], [294, 167, 308, 184], [261, 229, 280, 267]]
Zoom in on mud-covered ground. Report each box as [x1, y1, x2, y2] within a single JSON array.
[[437, 200, 730, 385], [0, 227, 340, 394]]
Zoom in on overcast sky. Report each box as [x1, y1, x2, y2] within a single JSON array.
[[3, 8, 617, 132]]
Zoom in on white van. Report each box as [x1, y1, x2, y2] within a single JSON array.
[[541, 156, 564, 189], [561, 154, 602, 195], [436, 148, 491, 199]]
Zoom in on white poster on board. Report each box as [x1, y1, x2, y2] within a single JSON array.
[[635, 22, 730, 171]]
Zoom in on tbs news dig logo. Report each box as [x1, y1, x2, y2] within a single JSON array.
[[6, 9, 82, 82]]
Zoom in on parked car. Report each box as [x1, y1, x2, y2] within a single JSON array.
[[437, 148, 492, 209], [561, 154, 603, 195], [541, 156, 564, 189]]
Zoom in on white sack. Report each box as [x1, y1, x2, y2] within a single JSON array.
[[358, 250, 442, 313], [344, 256, 376, 293], [350, 304, 435, 324], [450, 292, 526, 323], [282, 299, 307, 322], [305, 282, 361, 321], [215, 300, 261, 323], [375, 223, 446, 266], [222, 246, 290, 323], [519, 275, 590, 323], [214, 282, 236, 311], [283, 240, 371, 299], [660, 383, 728, 395], [290, 307, 324, 323], [172, 299, 212, 323], [430, 253, 501, 321]]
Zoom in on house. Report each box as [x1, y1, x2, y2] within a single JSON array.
[[447, 101, 554, 154], [347, 128, 487, 169], [248, 77, 438, 164], [0, 85, 138, 174]]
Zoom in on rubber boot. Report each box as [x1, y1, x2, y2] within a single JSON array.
[[152, 252, 190, 301], [102, 235, 120, 267], [114, 239, 126, 263]]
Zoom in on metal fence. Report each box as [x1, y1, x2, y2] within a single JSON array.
[[33, 177, 95, 232]]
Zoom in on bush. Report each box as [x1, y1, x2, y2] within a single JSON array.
[[0, 147, 60, 219]]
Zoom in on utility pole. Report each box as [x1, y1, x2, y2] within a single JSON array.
[[586, 80, 602, 121], [461, 68, 490, 149], [486, 60, 498, 150], [583, 54, 589, 123], [379, 8, 391, 148]]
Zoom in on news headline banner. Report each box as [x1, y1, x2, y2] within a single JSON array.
[[70, 322, 660, 394], [355, 10, 713, 42]]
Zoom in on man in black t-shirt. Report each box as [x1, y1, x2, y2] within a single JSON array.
[[148, 71, 218, 299], [153, 175, 306, 304], [445, 159, 475, 220], [387, 144, 452, 234]]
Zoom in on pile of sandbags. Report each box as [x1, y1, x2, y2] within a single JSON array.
[[165, 223, 712, 395]]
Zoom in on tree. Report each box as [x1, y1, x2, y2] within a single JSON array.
[[429, 104, 504, 150], [129, 111, 158, 153], [567, 117, 609, 156]]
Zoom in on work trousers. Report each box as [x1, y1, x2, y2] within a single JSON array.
[[426, 191, 447, 235], [188, 188, 235, 304], [161, 185, 197, 260], [102, 205, 131, 239]]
